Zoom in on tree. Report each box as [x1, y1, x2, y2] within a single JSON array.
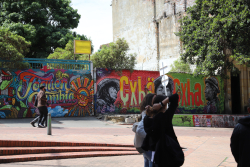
[[176, 0, 250, 78], [47, 34, 93, 60], [91, 38, 136, 72], [170, 58, 192, 73], [0, 27, 30, 70], [0, 0, 81, 58], [47, 40, 90, 60]]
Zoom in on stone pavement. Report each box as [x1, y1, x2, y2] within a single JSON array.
[[0, 117, 237, 167]]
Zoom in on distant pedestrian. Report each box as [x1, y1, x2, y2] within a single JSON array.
[[230, 98, 250, 167], [37, 86, 48, 128]]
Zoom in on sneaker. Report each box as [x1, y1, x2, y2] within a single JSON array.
[[38, 123, 45, 128], [30, 122, 36, 127]]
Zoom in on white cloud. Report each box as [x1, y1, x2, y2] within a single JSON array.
[[71, 0, 113, 52]]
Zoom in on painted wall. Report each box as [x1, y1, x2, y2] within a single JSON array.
[[166, 73, 224, 114], [96, 68, 160, 114], [96, 70, 225, 115], [0, 67, 94, 119], [172, 114, 247, 128]]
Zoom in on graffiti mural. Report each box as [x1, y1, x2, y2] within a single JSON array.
[[96, 68, 160, 114], [166, 73, 224, 114], [193, 115, 247, 128], [0, 67, 93, 119]]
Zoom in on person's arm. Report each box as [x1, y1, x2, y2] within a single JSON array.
[[149, 87, 181, 111], [230, 124, 241, 163]]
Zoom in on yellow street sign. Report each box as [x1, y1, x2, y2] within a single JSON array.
[[74, 40, 91, 54]]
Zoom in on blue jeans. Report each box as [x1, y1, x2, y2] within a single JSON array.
[[143, 151, 153, 167]]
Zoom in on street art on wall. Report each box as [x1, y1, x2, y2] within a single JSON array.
[[172, 114, 246, 128], [0, 67, 93, 119], [166, 73, 224, 114], [96, 68, 160, 114], [193, 115, 246, 128]]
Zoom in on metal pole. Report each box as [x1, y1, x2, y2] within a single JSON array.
[[47, 113, 52, 135]]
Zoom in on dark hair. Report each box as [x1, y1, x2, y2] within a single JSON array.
[[39, 86, 45, 89], [145, 95, 167, 116], [139, 93, 156, 112], [153, 95, 167, 104], [99, 82, 118, 99]]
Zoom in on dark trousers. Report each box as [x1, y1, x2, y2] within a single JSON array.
[[38, 106, 48, 126]]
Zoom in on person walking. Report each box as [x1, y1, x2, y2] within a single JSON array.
[[37, 86, 48, 128], [134, 93, 156, 167], [230, 98, 250, 167]]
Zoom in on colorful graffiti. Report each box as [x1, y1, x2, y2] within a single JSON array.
[[166, 73, 224, 114], [96, 70, 224, 114], [96, 68, 160, 114], [0, 67, 93, 119], [193, 115, 246, 128], [172, 114, 246, 128]]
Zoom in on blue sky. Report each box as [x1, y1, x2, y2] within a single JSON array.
[[71, 0, 113, 52]]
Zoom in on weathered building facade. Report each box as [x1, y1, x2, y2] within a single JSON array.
[[112, 0, 196, 71]]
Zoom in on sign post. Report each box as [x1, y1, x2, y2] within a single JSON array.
[[160, 62, 168, 96]]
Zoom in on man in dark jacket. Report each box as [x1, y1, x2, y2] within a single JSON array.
[[230, 99, 250, 167]]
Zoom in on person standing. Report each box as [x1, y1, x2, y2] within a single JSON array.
[[37, 86, 48, 128], [230, 99, 250, 167], [134, 93, 156, 167]]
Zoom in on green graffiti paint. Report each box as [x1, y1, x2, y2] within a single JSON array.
[[167, 72, 224, 114]]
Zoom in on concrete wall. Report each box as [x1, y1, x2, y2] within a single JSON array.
[[112, 0, 197, 71], [112, 0, 158, 71]]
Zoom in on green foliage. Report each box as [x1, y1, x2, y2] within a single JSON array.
[[0, 27, 30, 69], [0, 0, 81, 58], [170, 58, 192, 73], [176, 0, 250, 78], [47, 40, 91, 61], [91, 38, 137, 73]]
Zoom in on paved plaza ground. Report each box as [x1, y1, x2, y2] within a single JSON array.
[[0, 117, 237, 167]]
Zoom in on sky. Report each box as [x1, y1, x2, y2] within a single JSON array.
[[71, 0, 113, 53]]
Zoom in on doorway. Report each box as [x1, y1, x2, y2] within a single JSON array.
[[231, 73, 241, 114]]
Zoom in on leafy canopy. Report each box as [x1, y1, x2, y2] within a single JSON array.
[[170, 58, 192, 73], [0, 27, 30, 70], [176, 0, 250, 77], [0, 0, 81, 58], [91, 38, 137, 72], [47, 34, 93, 60]]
